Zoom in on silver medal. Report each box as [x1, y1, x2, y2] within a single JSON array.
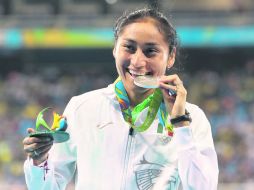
[[134, 76, 176, 96], [134, 75, 159, 89]]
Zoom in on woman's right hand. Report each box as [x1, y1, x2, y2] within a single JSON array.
[[23, 128, 54, 166]]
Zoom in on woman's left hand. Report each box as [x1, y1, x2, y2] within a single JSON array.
[[159, 74, 190, 127]]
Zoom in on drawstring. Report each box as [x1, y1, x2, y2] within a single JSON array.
[[39, 160, 50, 180]]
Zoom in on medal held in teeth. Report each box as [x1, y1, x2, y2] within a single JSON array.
[[134, 75, 177, 96], [134, 75, 160, 89]]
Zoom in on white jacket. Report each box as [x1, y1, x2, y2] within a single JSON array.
[[24, 84, 219, 190]]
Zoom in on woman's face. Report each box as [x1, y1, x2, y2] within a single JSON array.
[[113, 18, 175, 94]]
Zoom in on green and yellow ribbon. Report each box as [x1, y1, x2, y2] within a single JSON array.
[[114, 78, 174, 135]]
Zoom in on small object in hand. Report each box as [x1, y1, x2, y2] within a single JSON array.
[[29, 107, 69, 143], [134, 75, 176, 96]]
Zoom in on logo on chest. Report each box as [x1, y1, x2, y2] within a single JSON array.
[[134, 156, 179, 190]]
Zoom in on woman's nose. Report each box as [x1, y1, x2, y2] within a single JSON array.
[[130, 49, 146, 68]]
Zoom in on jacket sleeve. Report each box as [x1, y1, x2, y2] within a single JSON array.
[[172, 106, 219, 190], [24, 97, 78, 190]]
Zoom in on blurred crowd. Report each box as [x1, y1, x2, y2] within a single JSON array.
[[0, 60, 253, 188], [186, 59, 254, 182]]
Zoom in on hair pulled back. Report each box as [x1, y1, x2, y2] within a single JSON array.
[[113, 8, 178, 54]]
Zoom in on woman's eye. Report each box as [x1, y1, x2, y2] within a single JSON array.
[[144, 48, 157, 56], [123, 44, 135, 52]]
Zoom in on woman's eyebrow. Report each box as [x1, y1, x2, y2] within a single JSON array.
[[123, 39, 136, 43], [123, 39, 160, 47], [145, 42, 159, 46]]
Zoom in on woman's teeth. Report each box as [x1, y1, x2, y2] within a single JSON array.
[[128, 70, 150, 76]]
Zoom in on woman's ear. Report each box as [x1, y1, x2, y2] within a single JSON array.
[[113, 46, 116, 58], [113, 40, 118, 58], [167, 47, 176, 69]]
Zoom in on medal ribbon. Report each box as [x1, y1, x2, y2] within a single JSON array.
[[114, 78, 173, 134]]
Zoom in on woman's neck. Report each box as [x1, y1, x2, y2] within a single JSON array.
[[127, 87, 154, 107]]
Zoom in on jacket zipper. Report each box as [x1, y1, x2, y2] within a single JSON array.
[[121, 127, 135, 190]]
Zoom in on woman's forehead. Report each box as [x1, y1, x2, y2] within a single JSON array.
[[118, 19, 167, 45]]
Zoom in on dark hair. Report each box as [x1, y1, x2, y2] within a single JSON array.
[[113, 8, 178, 54]]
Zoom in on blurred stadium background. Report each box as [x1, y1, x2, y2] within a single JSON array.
[[0, 0, 254, 189]]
